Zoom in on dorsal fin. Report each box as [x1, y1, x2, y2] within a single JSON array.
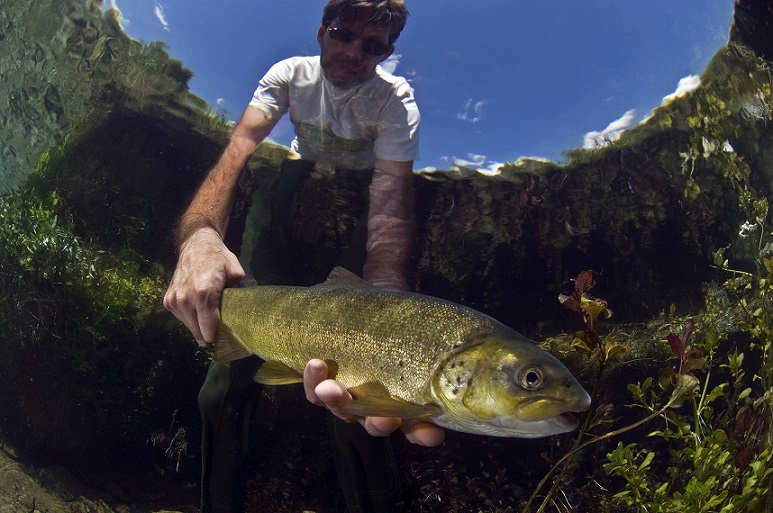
[[320, 266, 374, 288]]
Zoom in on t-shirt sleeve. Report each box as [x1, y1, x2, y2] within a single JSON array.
[[248, 58, 293, 120], [374, 79, 421, 162]]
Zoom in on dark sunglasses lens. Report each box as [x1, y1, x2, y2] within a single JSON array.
[[328, 26, 389, 56], [362, 40, 389, 56], [328, 26, 354, 43]]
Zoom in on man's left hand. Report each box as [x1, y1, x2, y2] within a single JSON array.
[[303, 359, 446, 447]]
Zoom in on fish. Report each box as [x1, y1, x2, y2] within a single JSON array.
[[216, 267, 591, 438]]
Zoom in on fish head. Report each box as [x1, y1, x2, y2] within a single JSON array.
[[431, 335, 591, 438]]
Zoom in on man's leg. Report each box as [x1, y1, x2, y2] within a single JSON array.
[[326, 170, 403, 513], [199, 356, 263, 513], [328, 413, 403, 513]]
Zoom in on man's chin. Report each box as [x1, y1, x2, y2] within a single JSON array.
[[327, 74, 365, 88], [322, 65, 368, 89]]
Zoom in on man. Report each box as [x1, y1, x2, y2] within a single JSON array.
[[163, 1, 444, 512]]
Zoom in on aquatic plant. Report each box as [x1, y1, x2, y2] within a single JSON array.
[[523, 256, 771, 512], [523, 271, 699, 513], [0, 150, 205, 464], [600, 248, 772, 512], [526, 46, 773, 512]]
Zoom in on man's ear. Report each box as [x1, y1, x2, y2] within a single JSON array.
[[317, 25, 326, 45]]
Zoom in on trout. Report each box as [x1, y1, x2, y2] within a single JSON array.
[[216, 267, 591, 437]]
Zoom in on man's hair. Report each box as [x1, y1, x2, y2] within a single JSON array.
[[322, 0, 409, 44]]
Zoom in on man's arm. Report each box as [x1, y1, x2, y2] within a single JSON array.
[[305, 159, 446, 446], [362, 158, 416, 291], [163, 106, 277, 346], [178, 106, 277, 242]]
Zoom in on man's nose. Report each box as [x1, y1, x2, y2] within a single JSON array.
[[342, 38, 367, 58]]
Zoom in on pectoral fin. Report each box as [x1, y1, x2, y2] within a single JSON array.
[[254, 361, 304, 385], [345, 396, 441, 419], [215, 324, 254, 362]]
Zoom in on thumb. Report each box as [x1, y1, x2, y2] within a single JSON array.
[[223, 251, 246, 287]]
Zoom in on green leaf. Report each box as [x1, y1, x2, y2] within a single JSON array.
[[764, 257, 773, 275], [668, 373, 699, 408], [638, 451, 655, 471]]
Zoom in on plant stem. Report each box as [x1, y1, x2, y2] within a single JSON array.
[[523, 359, 606, 513], [523, 384, 681, 513]]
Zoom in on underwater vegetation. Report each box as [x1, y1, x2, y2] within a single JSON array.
[[0, 0, 771, 511], [0, 148, 202, 463], [526, 261, 772, 513]]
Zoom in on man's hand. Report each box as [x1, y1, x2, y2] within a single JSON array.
[[303, 359, 446, 447], [163, 227, 246, 346]]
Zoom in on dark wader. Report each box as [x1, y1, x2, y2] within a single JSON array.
[[198, 159, 403, 513]]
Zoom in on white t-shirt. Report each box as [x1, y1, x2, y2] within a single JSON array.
[[249, 56, 420, 171]]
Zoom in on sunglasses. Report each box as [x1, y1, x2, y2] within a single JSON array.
[[326, 26, 391, 57]]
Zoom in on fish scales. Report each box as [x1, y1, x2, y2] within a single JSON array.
[[220, 284, 505, 403], [216, 267, 591, 437]]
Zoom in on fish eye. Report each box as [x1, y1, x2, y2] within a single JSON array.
[[520, 367, 544, 389]]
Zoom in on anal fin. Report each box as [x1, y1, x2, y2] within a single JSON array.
[[254, 361, 304, 385]]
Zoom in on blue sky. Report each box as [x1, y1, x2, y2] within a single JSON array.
[[109, 0, 734, 171]]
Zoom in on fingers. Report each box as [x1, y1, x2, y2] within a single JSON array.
[[163, 230, 245, 346], [196, 294, 223, 347], [163, 286, 204, 346], [164, 272, 223, 347], [363, 416, 402, 437], [303, 359, 331, 407], [401, 419, 446, 447], [303, 360, 361, 424], [303, 360, 446, 446]]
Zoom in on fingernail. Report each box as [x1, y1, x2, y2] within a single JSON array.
[[311, 362, 326, 377]]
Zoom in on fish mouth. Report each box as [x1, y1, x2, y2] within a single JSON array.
[[483, 410, 582, 438], [552, 411, 581, 428], [517, 395, 589, 424]]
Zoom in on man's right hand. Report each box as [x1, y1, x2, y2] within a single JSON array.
[[163, 227, 246, 347]]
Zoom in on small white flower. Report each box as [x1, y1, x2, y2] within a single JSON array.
[[739, 221, 757, 237], [702, 137, 715, 158]]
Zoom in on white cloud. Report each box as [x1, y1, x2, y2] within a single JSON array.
[[662, 75, 701, 103], [448, 153, 486, 168], [380, 54, 400, 75], [583, 109, 637, 149], [154, 1, 170, 32], [441, 153, 503, 175], [457, 98, 485, 123]]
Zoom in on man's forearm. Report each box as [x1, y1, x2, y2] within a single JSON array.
[[175, 107, 274, 249], [175, 142, 252, 248], [363, 165, 416, 290]]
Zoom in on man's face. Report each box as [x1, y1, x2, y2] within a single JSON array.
[[317, 17, 394, 88]]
